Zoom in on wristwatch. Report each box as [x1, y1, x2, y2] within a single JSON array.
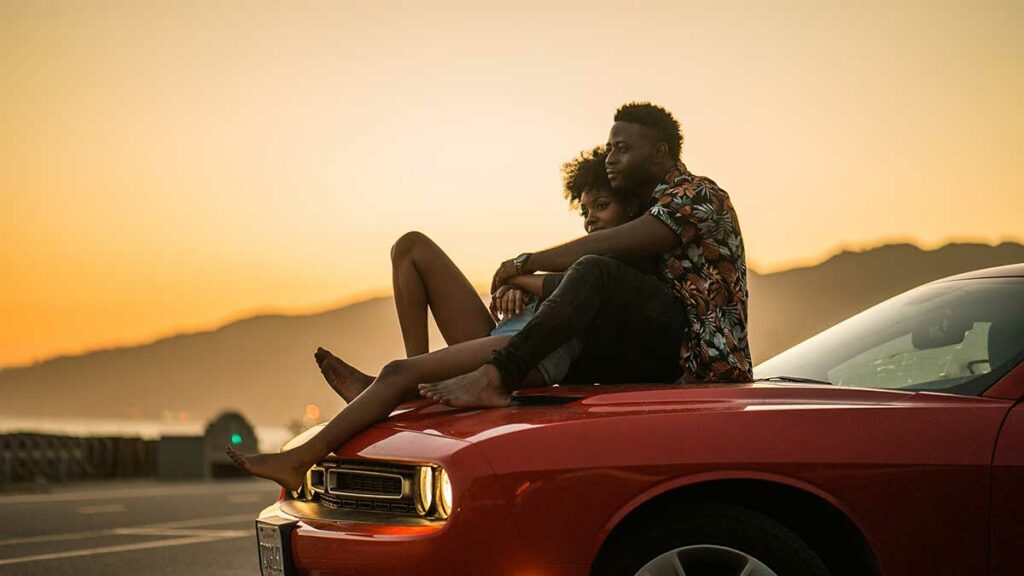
[[513, 252, 533, 274]]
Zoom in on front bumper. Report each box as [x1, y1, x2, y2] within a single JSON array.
[[256, 428, 587, 576], [258, 499, 519, 576]]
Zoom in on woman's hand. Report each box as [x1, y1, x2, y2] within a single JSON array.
[[490, 285, 526, 320]]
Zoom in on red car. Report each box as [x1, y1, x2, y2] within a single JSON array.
[[256, 264, 1024, 576]]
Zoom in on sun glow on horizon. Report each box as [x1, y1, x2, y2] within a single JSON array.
[[1, 0, 1021, 367]]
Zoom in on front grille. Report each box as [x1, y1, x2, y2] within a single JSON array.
[[299, 459, 432, 518], [329, 469, 403, 498], [318, 492, 419, 516]]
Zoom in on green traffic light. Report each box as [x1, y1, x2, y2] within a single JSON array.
[[230, 433, 242, 445]]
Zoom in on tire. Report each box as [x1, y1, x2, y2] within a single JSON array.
[[592, 502, 830, 576]]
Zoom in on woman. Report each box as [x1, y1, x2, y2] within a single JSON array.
[[228, 147, 645, 491]]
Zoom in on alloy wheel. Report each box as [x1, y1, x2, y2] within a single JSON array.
[[636, 544, 779, 576]]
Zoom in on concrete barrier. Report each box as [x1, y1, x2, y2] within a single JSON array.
[[0, 434, 157, 485], [0, 411, 259, 486]]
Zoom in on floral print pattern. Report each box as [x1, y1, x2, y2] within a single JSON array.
[[649, 163, 752, 383]]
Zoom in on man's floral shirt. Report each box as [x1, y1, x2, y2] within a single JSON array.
[[648, 163, 753, 383]]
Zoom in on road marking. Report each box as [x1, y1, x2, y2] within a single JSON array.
[[139, 512, 258, 530], [0, 482, 276, 505], [0, 533, 250, 567], [77, 504, 127, 515], [0, 513, 255, 546], [115, 528, 250, 538]]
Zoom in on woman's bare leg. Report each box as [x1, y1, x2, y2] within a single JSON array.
[[314, 347, 374, 403], [229, 335, 546, 490], [391, 231, 495, 357], [312, 232, 495, 402]]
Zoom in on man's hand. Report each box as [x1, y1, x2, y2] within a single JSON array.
[[490, 258, 521, 294], [508, 214, 680, 275]]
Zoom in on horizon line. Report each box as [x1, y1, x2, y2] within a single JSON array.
[[3, 236, 1021, 371]]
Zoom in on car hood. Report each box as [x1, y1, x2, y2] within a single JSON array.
[[358, 381, 968, 443]]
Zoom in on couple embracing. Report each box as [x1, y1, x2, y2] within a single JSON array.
[[230, 102, 752, 491]]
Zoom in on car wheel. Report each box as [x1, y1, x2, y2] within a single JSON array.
[[593, 502, 830, 576]]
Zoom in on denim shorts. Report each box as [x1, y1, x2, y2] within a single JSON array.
[[491, 298, 581, 384]]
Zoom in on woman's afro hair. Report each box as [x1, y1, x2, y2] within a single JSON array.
[[561, 146, 611, 207], [561, 146, 644, 219]]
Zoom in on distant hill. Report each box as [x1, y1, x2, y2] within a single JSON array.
[[2, 242, 1022, 426], [0, 298, 437, 427]]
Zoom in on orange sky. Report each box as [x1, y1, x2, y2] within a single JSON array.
[[1, 0, 1022, 368]]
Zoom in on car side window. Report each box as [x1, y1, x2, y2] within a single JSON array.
[[827, 321, 992, 391]]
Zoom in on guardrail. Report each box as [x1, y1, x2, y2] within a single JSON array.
[[0, 433, 158, 485]]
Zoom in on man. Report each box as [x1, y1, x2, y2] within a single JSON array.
[[420, 102, 752, 407]]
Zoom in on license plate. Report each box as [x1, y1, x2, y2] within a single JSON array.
[[257, 517, 297, 576]]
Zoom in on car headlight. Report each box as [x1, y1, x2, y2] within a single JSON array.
[[436, 468, 453, 519], [294, 469, 313, 501], [280, 424, 324, 452], [415, 466, 434, 515]]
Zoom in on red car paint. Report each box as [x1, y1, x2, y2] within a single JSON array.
[[258, 265, 1024, 575]]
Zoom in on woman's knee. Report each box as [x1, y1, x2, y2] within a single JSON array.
[[378, 359, 410, 381], [391, 231, 433, 263]]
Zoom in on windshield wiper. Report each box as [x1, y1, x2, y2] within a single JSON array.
[[758, 376, 834, 385]]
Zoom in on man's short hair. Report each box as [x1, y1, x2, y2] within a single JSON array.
[[614, 102, 682, 160]]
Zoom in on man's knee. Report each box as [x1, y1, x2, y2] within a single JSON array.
[[391, 231, 431, 263], [568, 254, 619, 281]]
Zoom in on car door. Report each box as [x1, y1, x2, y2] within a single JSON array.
[[991, 399, 1024, 575]]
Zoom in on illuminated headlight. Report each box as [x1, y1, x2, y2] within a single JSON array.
[[415, 466, 434, 515], [288, 467, 319, 501], [281, 424, 324, 452], [436, 468, 453, 519], [301, 468, 317, 501]]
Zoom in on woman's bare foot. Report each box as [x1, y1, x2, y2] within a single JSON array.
[[226, 446, 309, 492], [314, 347, 373, 403], [418, 364, 511, 408]]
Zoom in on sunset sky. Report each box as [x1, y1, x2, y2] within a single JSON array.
[[1, 0, 1021, 368]]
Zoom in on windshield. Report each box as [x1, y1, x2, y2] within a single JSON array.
[[754, 278, 1024, 396]]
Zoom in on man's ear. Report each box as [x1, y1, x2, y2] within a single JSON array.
[[654, 141, 670, 165]]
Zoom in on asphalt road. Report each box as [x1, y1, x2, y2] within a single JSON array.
[[0, 479, 281, 576]]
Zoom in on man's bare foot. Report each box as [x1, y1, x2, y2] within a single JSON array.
[[226, 445, 308, 492], [418, 364, 511, 408], [314, 347, 372, 403]]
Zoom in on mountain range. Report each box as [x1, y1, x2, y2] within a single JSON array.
[[2, 242, 1022, 426]]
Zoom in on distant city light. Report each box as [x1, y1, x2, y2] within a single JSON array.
[[231, 433, 242, 445], [302, 403, 322, 428]]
